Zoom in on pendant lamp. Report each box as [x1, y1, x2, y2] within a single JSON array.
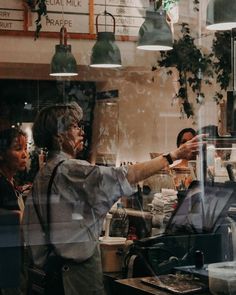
[[90, 11, 122, 68], [137, 1, 173, 51], [206, 0, 236, 30], [50, 26, 78, 77]]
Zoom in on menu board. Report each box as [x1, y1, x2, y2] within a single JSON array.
[[28, 0, 90, 34], [0, 0, 25, 31], [0, 0, 149, 39], [93, 0, 149, 37]]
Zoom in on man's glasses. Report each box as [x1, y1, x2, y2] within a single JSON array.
[[69, 121, 85, 132], [78, 121, 85, 131]]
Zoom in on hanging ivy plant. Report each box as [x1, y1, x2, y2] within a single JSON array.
[[163, 0, 199, 12], [25, 0, 48, 39], [163, 0, 179, 11], [211, 31, 231, 103], [155, 23, 213, 118]]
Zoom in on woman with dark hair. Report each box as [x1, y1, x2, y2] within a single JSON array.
[[0, 127, 28, 220], [0, 127, 29, 295], [171, 128, 197, 190], [176, 128, 196, 148], [173, 128, 197, 168], [23, 102, 204, 295]]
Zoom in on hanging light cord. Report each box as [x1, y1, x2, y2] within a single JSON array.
[[60, 0, 66, 45], [104, 0, 107, 31], [61, 0, 65, 24], [59, 0, 67, 47], [95, 0, 116, 35], [60, 26, 67, 46], [154, 0, 162, 11]]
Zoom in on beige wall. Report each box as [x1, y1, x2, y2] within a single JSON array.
[[90, 68, 219, 164], [0, 0, 222, 164], [0, 35, 157, 68]]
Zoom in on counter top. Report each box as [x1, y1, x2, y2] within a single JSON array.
[[115, 277, 171, 295], [114, 277, 211, 295]]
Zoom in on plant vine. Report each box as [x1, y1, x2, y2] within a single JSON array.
[[155, 23, 213, 118], [163, 0, 199, 12], [211, 31, 231, 103], [25, 0, 48, 39]]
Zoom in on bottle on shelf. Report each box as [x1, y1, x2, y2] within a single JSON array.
[[131, 184, 143, 210], [109, 203, 129, 238]]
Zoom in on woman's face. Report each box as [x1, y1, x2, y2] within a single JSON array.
[[179, 132, 195, 146], [2, 135, 28, 174]]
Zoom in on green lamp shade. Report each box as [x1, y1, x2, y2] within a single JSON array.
[[137, 9, 173, 51], [206, 0, 236, 30], [50, 44, 78, 77], [90, 32, 122, 68]]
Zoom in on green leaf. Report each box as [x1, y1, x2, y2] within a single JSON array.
[[27, 0, 48, 39], [157, 23, 213, 117]]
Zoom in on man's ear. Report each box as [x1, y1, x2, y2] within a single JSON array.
[[56, 134, 64, 145], [51, 134, 62, 150]]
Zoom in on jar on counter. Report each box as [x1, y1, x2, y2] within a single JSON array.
[[144, 169, 175, 193], [171, 167, 192, 191]]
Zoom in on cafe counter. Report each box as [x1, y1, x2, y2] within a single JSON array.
[[107, 276, 211, 295]]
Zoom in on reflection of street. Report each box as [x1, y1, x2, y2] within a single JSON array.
[[68, 85, 92, 122]]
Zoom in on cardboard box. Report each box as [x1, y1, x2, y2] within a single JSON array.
[[100, 237, 126, 272]]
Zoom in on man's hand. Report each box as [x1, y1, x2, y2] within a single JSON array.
[[171, 134, 207, 161]]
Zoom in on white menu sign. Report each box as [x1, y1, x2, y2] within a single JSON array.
[[45, 0, 88, 13], [28, 0, 90, 33], [0, 0, 149, 38], [0, 0, 23, 9], [28, 13, 90, 34], [94, 0, 149, 36], [0, 0, 24, 31]]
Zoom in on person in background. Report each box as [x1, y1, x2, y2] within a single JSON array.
[[176, 128, 196, 148], [23, 102, 204, 295], [171, 128, 197, 169], [170, 128, 197, 191], [0, 127, 29, 295]]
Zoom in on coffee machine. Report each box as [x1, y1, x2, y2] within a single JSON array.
[[124, 180, 236, 278]]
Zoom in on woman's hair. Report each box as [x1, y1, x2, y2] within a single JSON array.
[[0, 127, 26, 153], [33, 102, 83, 150], [176, 128, 196, 147]]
